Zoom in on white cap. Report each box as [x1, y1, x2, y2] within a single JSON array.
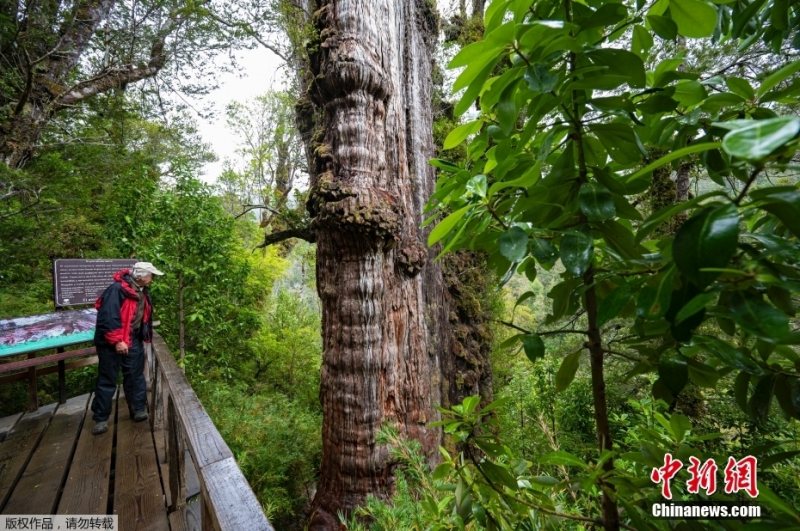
[[133, 261, 164, 276]]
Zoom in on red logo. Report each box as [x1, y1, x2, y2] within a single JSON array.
[[651, 455, 758, 499]]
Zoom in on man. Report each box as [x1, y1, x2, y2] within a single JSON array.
[[91, 261, 164, 435]]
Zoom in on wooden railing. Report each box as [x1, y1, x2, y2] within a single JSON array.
[[147, 333, 273, 531]]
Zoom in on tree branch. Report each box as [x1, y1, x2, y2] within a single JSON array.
[[256, 226, 316, 249]]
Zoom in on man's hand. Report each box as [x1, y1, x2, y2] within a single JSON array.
[[115, 341, 129, 355]]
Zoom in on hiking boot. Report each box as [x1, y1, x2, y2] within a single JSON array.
[[132, 410, 149, 422], [92, 421, 108, 435]]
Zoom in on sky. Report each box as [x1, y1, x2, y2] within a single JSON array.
[[195, 47, 286, 182], [194, 0, 458, 183]]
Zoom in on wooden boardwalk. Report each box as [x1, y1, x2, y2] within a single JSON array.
[[0, 391, 173, 530]]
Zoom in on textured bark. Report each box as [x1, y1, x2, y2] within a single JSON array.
[[301, 0, 442, 527]]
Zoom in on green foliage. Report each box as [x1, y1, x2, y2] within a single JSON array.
[[0, 88, 322, 526], [198, 382, 321, 527], [427, 0, 800, 526]]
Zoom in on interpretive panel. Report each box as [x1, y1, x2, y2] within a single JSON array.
[[53, 259, 135, 307], [0, 308, 97, 356]]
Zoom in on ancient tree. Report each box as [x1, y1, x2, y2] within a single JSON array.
[[293, 0, 444, 526]]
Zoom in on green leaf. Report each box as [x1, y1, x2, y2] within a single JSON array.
[[687, 358, 721, 387], [672, 203, 740, 288], [721, 117, 800, 161], [639, 267, 676, 319], [449, 41, 495, 69], [454, 59, 500, 117], [668, 0, 718, 37], [531, 238, 558, 269], [624, 143, 720, 186], [774, 374, 800, 420], [756, 485, 800, 523], [598, 220, 646, 259], [589, 123, 646, 165], [669, 413, 691, 443], [695, 336, 762, 374], [560, 231, 593, 276], [522, 334, 545, 363], [631, 25, 654, 59], [481, 461, 518, 490], [675, 292, 716, 324], [498, 226, 528, 261], [672, 80, 707, 106], [539, 450, 587, 468], [428, 206, 470, 246], [647, 15, 678, 39], [444, 120, 483, 150], [525, 63, 559, 93], [556, 350, 582, 392], [750, 187, 800, 238], [734, 371, 751, 412], [598, 283, 632, 327], [575, 2, 627, 29], [637, 191, 726, 241], [725, 77, 755, 99], [757, 60, 800, 99], [659, 353, 688, 395], [728, 291, 790, 343], [578, 183, 616, 222], [586, 49, 646, 88], [748, 374, 775, 422]]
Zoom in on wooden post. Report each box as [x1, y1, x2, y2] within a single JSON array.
[[57, 346, 66, 404], [202, 494, 215, 531], [26, 351, 37, 411], [167, 395, 186, 512]]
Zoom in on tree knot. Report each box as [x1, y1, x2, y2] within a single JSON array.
[[396, 238, 427, 277]]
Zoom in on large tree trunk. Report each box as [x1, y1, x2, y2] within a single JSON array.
[[300, 0, 442, 527]]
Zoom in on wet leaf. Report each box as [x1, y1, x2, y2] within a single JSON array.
[[499, 226, 528, 261], [721, 117, 800, 161], [579, 183, 616, 222], [560, 231, 593, 276], [673, 203, 739, 288]]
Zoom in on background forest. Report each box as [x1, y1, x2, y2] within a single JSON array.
[[1, 0, 800, 529]]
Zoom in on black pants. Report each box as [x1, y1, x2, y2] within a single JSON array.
[[91, 339, 146, 422]]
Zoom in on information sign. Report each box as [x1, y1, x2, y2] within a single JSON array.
[[53, 259, 135, 307]]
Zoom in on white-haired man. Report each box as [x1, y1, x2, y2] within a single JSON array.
[[91, 262, 164, 435]]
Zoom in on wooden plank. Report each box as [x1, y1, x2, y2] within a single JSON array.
[[0, 412, 22, 442], [0, 347, 96, 374], [3, 394, 89, 513], [0, 356, 98, 385], [57, 391, 116, 515], [168, 508, 187, 531], [114, 396, 169, 531], [199, 457, 273, 531], [0, 403, 57, 510]]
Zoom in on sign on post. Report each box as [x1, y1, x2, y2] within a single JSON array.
[[53, 259, 136, 308]]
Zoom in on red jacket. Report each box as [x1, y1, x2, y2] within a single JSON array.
[[94, 269, 153, 346]]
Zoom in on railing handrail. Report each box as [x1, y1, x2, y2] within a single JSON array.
[[149, 333, 273, 531]]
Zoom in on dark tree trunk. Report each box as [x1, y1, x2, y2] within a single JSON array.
[[299, 0, 443, 527]]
